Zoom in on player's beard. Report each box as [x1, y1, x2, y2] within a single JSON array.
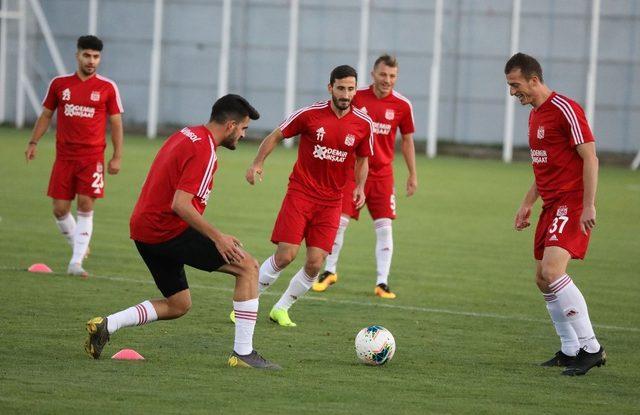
[[332, 95, 351, 111], [80, 65, 96, 77], [220, 132, 239, 150]]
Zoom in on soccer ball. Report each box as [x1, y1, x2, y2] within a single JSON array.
[[355, 325, 396, 365]]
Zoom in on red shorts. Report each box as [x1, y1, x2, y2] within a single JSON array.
[[47, 157, 105, 200], [271, 192, 341, 253], [342, 176, 396, 221], [534, 191, 590, 260]]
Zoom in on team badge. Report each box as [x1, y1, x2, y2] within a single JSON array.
[[90, 91, 101, 102], [556, 205, 568, 217], [96, 162, 104, 173], [537, 125, 545, 140], [385, 109, 395, 120], [62, 88, 71, 101], [344, 134, 355, 146], [315, 127, 326, 141]]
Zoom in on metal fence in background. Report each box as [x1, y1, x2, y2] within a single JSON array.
[[1, 0, 639, 167]]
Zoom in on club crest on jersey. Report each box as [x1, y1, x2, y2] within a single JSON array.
[[96, 162, 103, 174], [537, 125, 545, 140], [344, 134, 355, 146], [62, 88, 71, 101], [556, 205, 568, 217], [315, 127, 326, 141], [385, 109, 395, 120], [90, 91, 101, 102]]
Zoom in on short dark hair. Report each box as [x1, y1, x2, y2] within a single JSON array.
[[209, 94, 260, 123], [329, 65, 357, 85], [504, 52, 544, 83], [77, 35, 103, 51], [373, 54, 398, 69]]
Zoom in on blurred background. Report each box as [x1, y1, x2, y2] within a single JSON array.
[[1, 0, 639, 162]]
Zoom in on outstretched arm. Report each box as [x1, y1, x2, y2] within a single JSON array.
[[577, 142, 598, 234], [400, 133, 418, 196], [107, 114, 124, 174], [245, 128, 285, 184], [25, 108, 54, 162], [171, 189, 245, 264], [514, 181, 539, 231]]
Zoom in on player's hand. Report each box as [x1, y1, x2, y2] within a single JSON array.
[[25, 142, 37, 162], [580, 205, 596, 234], [406, 175, 418, 197], [214, 234, 246, 264], [514, 205, 532, 231], [245, 163, 263, 185], [108, 157, 121, 175], [353, 186, 366, 210]]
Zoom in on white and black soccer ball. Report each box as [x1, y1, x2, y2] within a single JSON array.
[[355, 325, 396, 365]]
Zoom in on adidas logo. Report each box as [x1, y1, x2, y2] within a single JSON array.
[[549, 234, 558, 241]]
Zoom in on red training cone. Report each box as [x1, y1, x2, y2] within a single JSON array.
[[28, 263, 53, 273], [111, 349, 145, 360]]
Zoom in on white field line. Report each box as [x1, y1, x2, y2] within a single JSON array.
[[5, 267, 640, 333]]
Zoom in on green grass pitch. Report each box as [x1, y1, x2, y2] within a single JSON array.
[[1, 126, 639, 414]]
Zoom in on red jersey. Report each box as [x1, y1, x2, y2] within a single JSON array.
[[279, 100, 373, 206], [351, 86, 415, 178], [42, 72, 123, 161], [528, 92, 595, 204], [130, 126, 218, 244]]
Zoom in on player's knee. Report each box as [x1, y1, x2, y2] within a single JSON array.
[[274, 252, 295, 268], [237, 255, 259, 281], [540, 263, 563, 284], [52, 206, 70, 218], [305, 257, 325, 274], [168, 296, 192, 317]]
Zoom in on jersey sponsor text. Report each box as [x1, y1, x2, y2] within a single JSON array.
[[64, 103, 95, 118], [531, 149, 547, 164]]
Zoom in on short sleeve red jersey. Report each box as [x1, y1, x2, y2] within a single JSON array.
[[130, 126, 218, 244], [279, 100, 373, 206], [351, 86, 415, 178], [528, 92, 595, 204], [42, 73, 124, 160]]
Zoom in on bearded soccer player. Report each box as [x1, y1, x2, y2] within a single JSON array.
[[25, 35, 124, 277], [313, 55, 417, 299], [505, 53, 605, 376], [85, 95, 280, 369], [242, 65, 373, 327]]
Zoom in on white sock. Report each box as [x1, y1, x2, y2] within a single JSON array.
[[55, 213, 76, 247], [324, 215, 349, 274], [544, 293, 580, 356], [258, 255, 283, 294], [374, 218, 393, 285], [70, 210, 93, 265], [233, 298, 258, 355], [549, 274, 601, 353], [274, 268, 317, 311], [106, 300, 158, 334]]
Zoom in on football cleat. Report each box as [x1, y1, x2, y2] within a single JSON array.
[[540, 350, 577, 367], [85, 316, 110, 359], [562, 346, 606, 376], [312, 271, 338, 292], [229, 310, 236, 323], [269, 307, 297, 327], [67, 263, 88, 278], [228, 350, 281, 370], [374, 283, 396, 299]]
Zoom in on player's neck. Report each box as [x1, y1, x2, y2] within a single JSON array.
[[531, 86, 552, 109], [204, 122, 222, 144], [330, 101, 351, 118], [76, 70, 96, 82]]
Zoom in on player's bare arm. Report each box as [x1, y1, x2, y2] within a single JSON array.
[[353, 156, 369, 210], [515, 182, 539, 231], [577, 142, 598, 234], [401, 132, 418, 196], [246, 128, 284, 184], [25, 108, 54, 162], [171, 189, 245, 263], [107, 113, 124, 175]]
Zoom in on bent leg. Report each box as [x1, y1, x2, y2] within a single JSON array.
[[258, 242, 299, 293]]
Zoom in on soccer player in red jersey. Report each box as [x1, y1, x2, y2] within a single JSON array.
[[505, 53, 605, 376], [25, 35, 124, 277], [313, 55, 417, 299], [245, 65, 373, 327], [85, 95, 280, 369]]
